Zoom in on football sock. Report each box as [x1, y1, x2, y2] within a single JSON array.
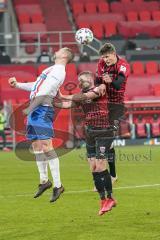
[[92, 172, 105, 200], [45, 149, 61, 188], [35, 151, 48, 184], [108, 148, 116, 178], [102, 169, 113, 199]]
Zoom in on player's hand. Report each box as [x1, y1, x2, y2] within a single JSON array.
[[8, 77, 18, 88], [22, 108, 29, 116], [97, 84, 106, 96], [57, 90, 63, 99], [102, 74, 112, 83]]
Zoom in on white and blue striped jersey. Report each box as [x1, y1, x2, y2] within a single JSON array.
[[17, 64, 66, 100]]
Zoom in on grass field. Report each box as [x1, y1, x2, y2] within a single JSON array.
[[0, 146, 160, 240]]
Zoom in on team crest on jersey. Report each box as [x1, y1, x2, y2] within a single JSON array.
[[100, 146, 106, 154], [120, 65, 126, 73]]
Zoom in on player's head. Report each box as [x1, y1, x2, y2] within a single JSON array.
[[55, 47, 74, 64], [78, 71, 95, 90], [99, 43, 117, 66]]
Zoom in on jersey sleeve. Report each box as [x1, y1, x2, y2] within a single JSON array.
[[16, 82, 34, 91], [117, 61, 130, 78]]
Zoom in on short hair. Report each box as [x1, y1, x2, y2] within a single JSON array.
[[78, 71, 95, 81], [63, 47, 74, 63], [99, 42, 116, 55]]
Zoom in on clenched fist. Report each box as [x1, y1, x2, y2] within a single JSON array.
[[8, 77, 18, 88]]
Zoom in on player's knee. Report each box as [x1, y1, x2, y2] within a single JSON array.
[[32, 141, 43, 152], [88, 157, 96, 172], [95, 159, 106, 172]]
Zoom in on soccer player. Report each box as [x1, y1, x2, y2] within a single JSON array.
[[57, 71, 117, 215], [96, 43, 130, 184], [8, 47, 74, 202]]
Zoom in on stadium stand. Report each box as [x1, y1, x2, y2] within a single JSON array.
[[1, 0, 160, 147]]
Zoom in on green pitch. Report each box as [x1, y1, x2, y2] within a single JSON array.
[[0, 146, 160, 240]]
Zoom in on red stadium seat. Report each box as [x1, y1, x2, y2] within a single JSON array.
[[20, 23, 47, 41], [77, 21, 90, 29], [31, 13, 44, 23], [151, 122, 160, 137], [37, 64, 49, 75], [136, 122, 147, 138], [17, 13, 31, 24], [132, 61, 145, 75], [91, 22, 104, 39], [146, 1, 159, 11], [153, 84, 160, 96], [72, 3, 84, 16], [110, 2, 124, 13], [25, 40, 36, 54], [146, 61, 158, 75], [152, 11, 160, 21], [85, 2, 97, 14], [126, 11, 138, 21], [97, 2, 109, 14], [119, 120, 131, 138], [139, 11, 151, 21], [15, 4, 41, 14], [65, 63, 77, 82], [104, 22, 117, 38]]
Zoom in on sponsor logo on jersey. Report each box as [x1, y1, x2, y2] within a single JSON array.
[[120, 65, 126, 73]]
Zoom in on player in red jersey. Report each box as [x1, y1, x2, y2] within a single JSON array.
[[57, 71, 117, 215], [96, 43, 130, 184]]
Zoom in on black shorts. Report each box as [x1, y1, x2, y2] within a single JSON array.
[[85, 126, 115, 159], [108, 102, 125, 124]]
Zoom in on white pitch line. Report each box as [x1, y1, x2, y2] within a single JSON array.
[[0, 183, 160, 199]]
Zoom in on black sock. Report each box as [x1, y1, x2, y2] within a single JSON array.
[[108, 148, 116, 178], [92, 172, 105, 200], [102, 169, 113, 198]]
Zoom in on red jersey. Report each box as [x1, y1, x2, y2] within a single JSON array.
[[78, 88, 110, 128], [97, 56, 130, 103]]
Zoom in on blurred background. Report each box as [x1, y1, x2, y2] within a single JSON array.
[[1, 0, 160, 150]]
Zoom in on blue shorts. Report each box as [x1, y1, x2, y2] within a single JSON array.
[[26, 105, 54, 141]]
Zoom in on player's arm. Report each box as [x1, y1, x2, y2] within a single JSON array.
[[8, 77, 34, 91], [58, 88, 101, 102], [111, 64, 130, 90], [111, 73, 126, 90], [53, 98, 76, 109]]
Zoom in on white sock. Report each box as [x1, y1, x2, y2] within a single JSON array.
[[48, 157, 61, 188], [34, 151, 48, 184]]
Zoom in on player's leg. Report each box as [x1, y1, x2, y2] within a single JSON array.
[[85, 128, 106, 211], [108, 145, 118, 184], [42, 139, 64, 202], [32, 139, 52, 198], [96, 136, 117, 214]]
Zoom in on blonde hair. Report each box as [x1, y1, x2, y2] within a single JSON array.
[[63, 47, 74, 63], [78, 71, 95, 81]]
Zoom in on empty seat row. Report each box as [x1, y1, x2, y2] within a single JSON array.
[[71, 1, 160, 17], [131, 61, 160, 75], [110, 1, 159, 13], [72, 2, 109, 16], [126, 10, 160, 21], [15, 4, 44, 24]]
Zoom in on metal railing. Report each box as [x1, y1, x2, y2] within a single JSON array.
[[1, 31, 102, 60]]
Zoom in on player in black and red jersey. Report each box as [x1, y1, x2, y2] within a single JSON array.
[[96, 43, 130, 184], [57, 71, 117, 215]]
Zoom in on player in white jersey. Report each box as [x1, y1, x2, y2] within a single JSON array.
[[8, 47, 74, 202]]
